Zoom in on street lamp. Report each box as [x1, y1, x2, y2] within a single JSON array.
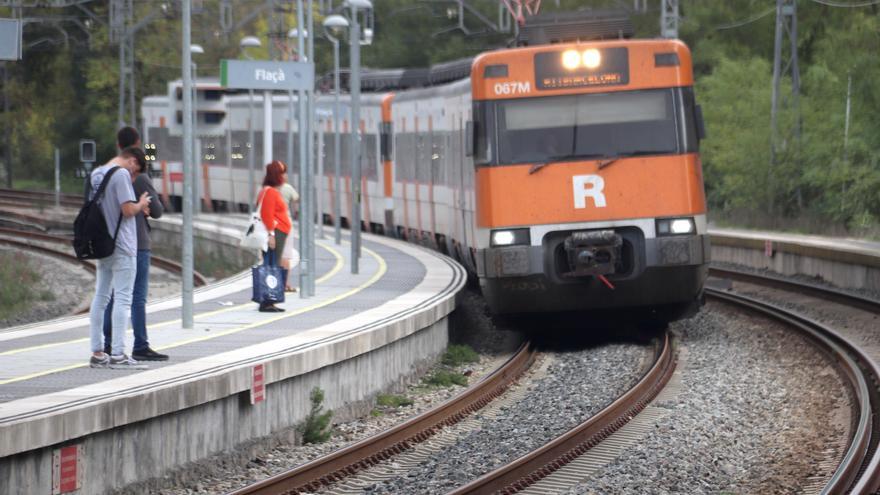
[[240, 36, 261, 213], [345, 0, 373, 274], [323, 14, 349, 246]]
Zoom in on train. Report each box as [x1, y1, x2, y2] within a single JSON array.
[[140, 25, 709, 323]]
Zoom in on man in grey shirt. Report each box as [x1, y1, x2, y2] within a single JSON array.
[[88, 146, 151, 369], [101, 144, 168, 361]]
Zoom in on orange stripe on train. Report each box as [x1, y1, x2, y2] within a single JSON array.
[[475, 154, 706, 228]]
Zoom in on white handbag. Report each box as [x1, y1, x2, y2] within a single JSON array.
[[240, 189, 269, 251]]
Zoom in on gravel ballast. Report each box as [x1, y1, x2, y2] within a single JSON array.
[[570, 303, 850, 494]]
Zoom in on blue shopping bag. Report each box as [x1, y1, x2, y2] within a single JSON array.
[[251, 250, 287, 304]]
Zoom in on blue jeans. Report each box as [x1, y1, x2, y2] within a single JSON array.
[[102, 250, 151, 353], [90, 250, 137, 356]]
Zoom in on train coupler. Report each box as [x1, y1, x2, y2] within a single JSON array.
[[561, 230, 622, 278]]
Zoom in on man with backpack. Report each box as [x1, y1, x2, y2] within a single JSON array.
[[100, 127, 169, 361], [85, 146, 151, 369]]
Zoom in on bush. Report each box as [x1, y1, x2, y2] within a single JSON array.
[[297, 387, 333, 444], [0, 252, 40, 320], [441, 344, 479, 367]]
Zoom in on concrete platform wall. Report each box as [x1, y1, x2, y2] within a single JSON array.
[[0, 319, 448, 494], [710, 234, 880, 292]]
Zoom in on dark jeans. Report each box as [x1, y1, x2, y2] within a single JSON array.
[[103, 249, 151, 352]]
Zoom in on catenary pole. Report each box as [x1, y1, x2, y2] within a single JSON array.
[[181, 0, 194, 329], [297, 0, 310, 298], [332, 37, 342, 245], [349, 2, 362, 274], [307, 0, 316, 295], [248, 88, 255, 213]]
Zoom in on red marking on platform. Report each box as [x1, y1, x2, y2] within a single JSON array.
[[52, 445, 81, 494], [169, 172, 184, 183], [251, 364, 265, 404]]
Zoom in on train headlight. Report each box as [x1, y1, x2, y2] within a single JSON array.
[[656, 218, 696, 236], [562, 50, 581, 70], [582, 49, 601, 69], [491, 228, 531, 247]]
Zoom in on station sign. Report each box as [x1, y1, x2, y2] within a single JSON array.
[[0, 19, 22, 61], [221, 59, 314, 91]]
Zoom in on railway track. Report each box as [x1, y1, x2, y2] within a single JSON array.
[[0, 187, 83, 209], [0, 227, 207, 287], [704, 267, 880, 493]]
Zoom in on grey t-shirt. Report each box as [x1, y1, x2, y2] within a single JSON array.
[[133, 174, 163, 251], [89, 163, 137, 257]]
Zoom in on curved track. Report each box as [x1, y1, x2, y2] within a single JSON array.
[[707, 267, 880, 493]]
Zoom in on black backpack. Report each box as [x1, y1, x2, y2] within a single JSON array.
[[73, 166, 123, 260]]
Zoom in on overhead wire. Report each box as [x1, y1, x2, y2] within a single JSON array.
[[809, 0, 880, 6], [714, 7, 776, 30]]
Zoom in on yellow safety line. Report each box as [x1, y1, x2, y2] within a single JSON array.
[[0, 246, 384, 386], [0, 240, 345, 359]]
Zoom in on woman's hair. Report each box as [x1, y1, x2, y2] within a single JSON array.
[[121, 146, 147, 173], [262, 160, 286, 187]]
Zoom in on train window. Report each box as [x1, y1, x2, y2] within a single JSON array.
[[493, 88, 681, 165], [472, 101, 493, 166], [203, 90, 223, 101]]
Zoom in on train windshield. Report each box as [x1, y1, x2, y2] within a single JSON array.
[[490, 88, 696, 166]]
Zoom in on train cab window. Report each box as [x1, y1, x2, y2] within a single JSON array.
[[491, 88, 688, 166], [472, 101, 494, 165]]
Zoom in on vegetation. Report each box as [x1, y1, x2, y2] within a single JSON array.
[[376, 393, 414, 408], [0, 252, 43, 320], [297, 386, 333, 445], [2, 1, 879, 235], [442, 344, 480, 367], [423, 369, 468, 387]]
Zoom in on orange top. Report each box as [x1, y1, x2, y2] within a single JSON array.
[[257, 186, 291, 234]]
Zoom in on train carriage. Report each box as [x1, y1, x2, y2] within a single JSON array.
[[142, 35, 708, 324]]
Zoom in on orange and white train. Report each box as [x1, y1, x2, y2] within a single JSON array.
[[142, 37, 709, 322]]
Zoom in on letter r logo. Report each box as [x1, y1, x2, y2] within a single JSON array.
[[572, 175, 607, 209]]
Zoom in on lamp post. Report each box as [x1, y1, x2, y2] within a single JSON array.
[[323, 14, 348, 246], [295, 0, 311, 297], [240, 36, 261, 213], [181, 0, 194, 329], [190, 44, 204, 214], [346, 0, 373, 274]]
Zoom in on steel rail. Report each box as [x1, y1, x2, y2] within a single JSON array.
[[709, 266, 880, 314], [229, 341, 537, 495], [451, 332, 675, 495], [707, 288, 880, 494], [0, 227, 207, 286], [0, 188, 82, 208]]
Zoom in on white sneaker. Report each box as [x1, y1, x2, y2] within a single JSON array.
[[109, 354, 148, 370]]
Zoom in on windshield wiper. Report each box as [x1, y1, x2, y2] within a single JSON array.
[[529, 154, 603, 175], [598, 151, 661, 170]]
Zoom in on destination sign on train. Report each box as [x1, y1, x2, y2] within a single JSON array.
[[534, 47, 629, 90]]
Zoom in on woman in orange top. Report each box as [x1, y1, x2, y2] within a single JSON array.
[[256, 160, 292, 312]]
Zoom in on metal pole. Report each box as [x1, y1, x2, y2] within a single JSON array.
[[192, 64, 200, 215], [350, 4, 362, 274], [287, 89, 294, 183], [181, 0, 194, 329], [296, 0, 310, 298], [118, 39, 125, 126], [317, 121, 324, 239], [129, 32, 136, 127], [844, 73, 851, 161], [226, 126, 235, 207], [332, 38, 341, 245], [248, 89, 255, 213], [307, 0, 316, 295], [54, 148, 60, 209], [263, 90, 272, 167], [3, 62, 11, 188]]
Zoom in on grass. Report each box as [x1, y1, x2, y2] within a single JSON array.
[[376, 393, 414, 408], [423, 370, 468, 387], [442, 344, 479, 367], [0, 252, 41, 320]]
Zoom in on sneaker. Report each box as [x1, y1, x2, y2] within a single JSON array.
[[89, 354, 110, 368], [109, 354, 149, 370], [132, 347, 169, 361]]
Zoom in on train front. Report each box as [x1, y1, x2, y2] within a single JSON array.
[[469, 40, 709, 322]]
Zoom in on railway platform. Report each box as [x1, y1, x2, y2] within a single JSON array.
[[0, 214, 466, 495]]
